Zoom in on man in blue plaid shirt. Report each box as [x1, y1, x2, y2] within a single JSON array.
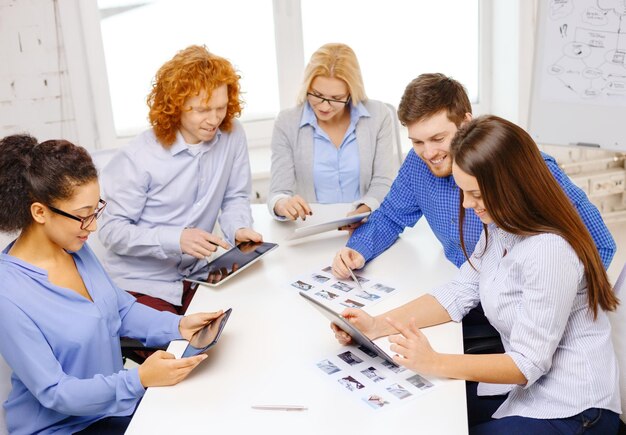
[[332, 73, 615, 278]]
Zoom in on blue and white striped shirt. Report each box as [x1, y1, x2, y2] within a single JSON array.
[[347, 149, 616, 268], [431, 226, 621, 419]]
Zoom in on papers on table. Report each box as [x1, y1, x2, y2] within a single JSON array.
[[316, 343, 438, 410], [288, 265, 397, 313]]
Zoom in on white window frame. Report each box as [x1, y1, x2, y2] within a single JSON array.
[[61, 0, 492, 151]]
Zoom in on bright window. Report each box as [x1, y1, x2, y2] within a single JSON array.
[[97, 0, 278, 136], [91, 0, 484, 147], [301, 0, 480, 108]]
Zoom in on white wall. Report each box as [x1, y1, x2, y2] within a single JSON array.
[[0, 0, 78, 141]]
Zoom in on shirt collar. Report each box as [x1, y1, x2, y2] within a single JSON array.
[[299, 101, 370, 128], [169, 129, 223, 156], [490, 224, 526, 250], [1, 242, 48, 278]]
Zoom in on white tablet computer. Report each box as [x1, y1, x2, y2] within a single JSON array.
[[287, 211, 370, 240], [185, 241, 278, 287], [299, 291, 395, 363]]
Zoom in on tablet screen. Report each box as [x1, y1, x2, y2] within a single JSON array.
[[182, 308, 232, 358], [188, 241, 278, 286]]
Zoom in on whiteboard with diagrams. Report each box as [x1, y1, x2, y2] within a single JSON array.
[[529, 0, 626, 151]]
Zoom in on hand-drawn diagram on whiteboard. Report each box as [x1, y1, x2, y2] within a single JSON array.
[[540, 0, 626, 106]]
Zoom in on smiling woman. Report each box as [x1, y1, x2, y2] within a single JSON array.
[[0, 134, 216, 434]]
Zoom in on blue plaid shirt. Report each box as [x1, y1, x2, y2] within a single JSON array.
[[347, 149, 616, 268]]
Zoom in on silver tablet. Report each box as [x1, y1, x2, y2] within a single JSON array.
[[287, 211, 370, 240], [299, 291, 395, 363], [185, 241, 278, 287]]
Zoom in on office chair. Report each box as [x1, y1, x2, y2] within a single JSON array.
[[0, 355, 10, 435], [384, 103, 404, 169], [462, 304, 504, 355], [121, 338, 166, 365]]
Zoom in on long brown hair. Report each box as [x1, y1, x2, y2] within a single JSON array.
[[451, 115, 617, 318]]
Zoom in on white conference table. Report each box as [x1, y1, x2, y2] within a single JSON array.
[[126, 204, 467, 435]]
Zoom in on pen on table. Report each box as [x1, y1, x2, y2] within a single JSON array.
[[251, 405, 308, 411]]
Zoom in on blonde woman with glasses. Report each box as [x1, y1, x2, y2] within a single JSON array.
[[268, 43, 395, 223]]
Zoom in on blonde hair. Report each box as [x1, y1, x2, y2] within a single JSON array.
[[297, 43, 367, 105]]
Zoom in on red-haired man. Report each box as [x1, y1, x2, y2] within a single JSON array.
[[99, 45, 262, 314]]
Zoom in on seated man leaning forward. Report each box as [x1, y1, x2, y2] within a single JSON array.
[[332, 73, 615, 275], [99, 45, 262, 314]]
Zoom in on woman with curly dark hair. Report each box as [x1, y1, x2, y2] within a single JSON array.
[[0, 134, 221, 434]]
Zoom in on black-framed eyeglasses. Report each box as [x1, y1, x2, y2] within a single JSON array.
[[48, 199, 107, 230], [306, 92, 351, 107]]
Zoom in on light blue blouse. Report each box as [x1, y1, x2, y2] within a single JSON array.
[[0, 242, 182, 435], [301, 102, 369, 203]]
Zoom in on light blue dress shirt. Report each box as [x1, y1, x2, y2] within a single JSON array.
[[0, 242, 182, 435], [301, 102, 368, 203], [431, 226, 620, 419], [99, 121, 253, 305]]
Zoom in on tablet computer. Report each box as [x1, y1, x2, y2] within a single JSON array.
[[286, 212, 370, 240], [181, 308, 232, 358], [185, 241, 278, 287], [299, 291, 394, 363]]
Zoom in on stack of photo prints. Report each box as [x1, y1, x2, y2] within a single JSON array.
[[289, 265, 397, 312], [316, 344, 437, 410]]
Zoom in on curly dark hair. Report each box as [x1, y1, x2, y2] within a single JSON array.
[[0, 134, 98, 232]]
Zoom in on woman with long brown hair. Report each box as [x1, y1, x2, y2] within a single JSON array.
[[330, 115, 620, 434]]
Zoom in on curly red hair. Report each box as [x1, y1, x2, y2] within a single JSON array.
[[147, 45, 243, 146]]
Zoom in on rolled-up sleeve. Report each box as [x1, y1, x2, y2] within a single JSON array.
[[506, 236, 582, 388], [430, 246, 482, 322]]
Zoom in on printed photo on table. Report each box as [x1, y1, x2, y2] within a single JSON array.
[[338, 375, 365, 391], [386, 383, 412, 399], [338, 350, 363, 366], [317, 359, 341, 375], [291, 280, 313, 290]]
